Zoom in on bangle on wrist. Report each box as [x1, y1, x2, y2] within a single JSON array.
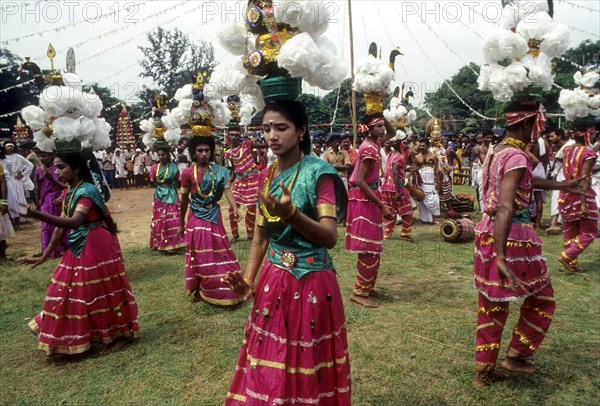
[[243, 277, 254, 287], [281, 205, 298, 224]]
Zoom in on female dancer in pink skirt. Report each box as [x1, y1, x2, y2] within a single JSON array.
[[149, 145, 186, 252], [346, 114, 396, 308], [225, 100, 350, 405], [178, 135, 243, 306], [21, 149, 139, 356]]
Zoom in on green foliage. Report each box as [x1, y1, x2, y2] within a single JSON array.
[[322, 78, 366, 130], [0, 48, 40, 132], [297, 93, 329, 128], [137, 27, 215, 100], [424, 40, 600, 132]]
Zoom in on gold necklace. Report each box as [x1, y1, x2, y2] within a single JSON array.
[[62, 180, 84, 216], [261, 153, 304, 223], [194, 163, 215, 198], [156, 163, 169, 183], [502, 137, 526, 150]]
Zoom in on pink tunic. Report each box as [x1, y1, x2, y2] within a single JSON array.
[[381, 150, 412, 217], [474, 147, 549, 301], [558, 145, 598, 223], [225, 139, 259, 207], [346, 139, 383, 253]]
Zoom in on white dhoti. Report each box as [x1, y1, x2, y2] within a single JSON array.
[[418, 167, 440, 223], [550, 170, 565, 218], [5, 177, 28, 219], [472, 163, 483, 211]]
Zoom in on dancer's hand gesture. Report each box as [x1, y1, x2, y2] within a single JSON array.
[[176, 225, 185, 239], [381, 204, 395, 221], [18, 255, 47, 269], [224, 271, 254, 301], [497, 258, 526, 292], [260, 182, 294, 219]]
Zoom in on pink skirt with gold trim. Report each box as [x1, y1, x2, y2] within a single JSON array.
[[226, 262, 351, 405], [150, 199, 187, 251], [29, 228, 139, 355], [184, 210, 243, 306], [474, 215, 550, 302]]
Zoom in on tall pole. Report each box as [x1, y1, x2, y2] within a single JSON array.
[[348, 0, 358, 148]]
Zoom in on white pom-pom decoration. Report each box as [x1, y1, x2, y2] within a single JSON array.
[[62, 73, 83, 91], [540, 23, 570, 57], [208, 99, 232, 128], [21, 105, 47, 130], [174, 84, 193, 101], [217, 23, 252, 55], [516, 11, 553, 41], [274, 0, 329, 39], [574, 71, 600, 88], [353, 55, 394, 93]]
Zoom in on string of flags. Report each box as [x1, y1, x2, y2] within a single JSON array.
[[0, 1, 151, 46]]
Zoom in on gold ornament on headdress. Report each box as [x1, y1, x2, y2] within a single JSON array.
[[154, 94, 168, 112], [153, 126, 166, 140], [47, 44, 56, 71], [425, 118, 442, 143], [42, 124, 54, 137], [189, 111, 212, 137], [193, 71, 210, 91], [362, 47, 402, 115], [364, 92, 385, 115], [244, 28, 294, 76]]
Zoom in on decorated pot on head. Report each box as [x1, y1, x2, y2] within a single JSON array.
[[354, 43, 401, 115]]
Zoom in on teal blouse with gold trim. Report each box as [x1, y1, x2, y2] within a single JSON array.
[[258, 156, 348, 280], [62, 182, 108, 258], [153, 163, 179, 205]]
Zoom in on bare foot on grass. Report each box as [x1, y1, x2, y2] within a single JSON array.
[[501, 357, 537, 373], [349, 293, 379, 308], [473, 370, 504, 388]]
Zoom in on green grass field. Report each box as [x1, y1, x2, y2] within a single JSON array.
[[1, 188, 598, 405]]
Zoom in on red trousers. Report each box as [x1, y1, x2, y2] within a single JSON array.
[[475, 284, 555, 371], [228, 205, 256, 239], [353, 253, 380, 297], [561, 219, 598, 265]]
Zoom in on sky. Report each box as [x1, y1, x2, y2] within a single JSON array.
[[1, 0, 599, 112]]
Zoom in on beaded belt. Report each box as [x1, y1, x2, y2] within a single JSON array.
[[490, 210, 531, 224], [235, 168, 258, 179], [351, 181, 379, 190]]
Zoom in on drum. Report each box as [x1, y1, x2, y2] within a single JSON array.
[[440, 218, 475, 243], [406, 182, 425, 202]]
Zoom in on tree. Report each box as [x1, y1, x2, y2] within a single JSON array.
[[297, 93, 329, 128], [138, 28, 215, 99], [423, 40, 600, 132], [0, 48, 39, 132], [424, 63, 498, 131], [322, 78, 366, 130], [83, 84, 121, 137]]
